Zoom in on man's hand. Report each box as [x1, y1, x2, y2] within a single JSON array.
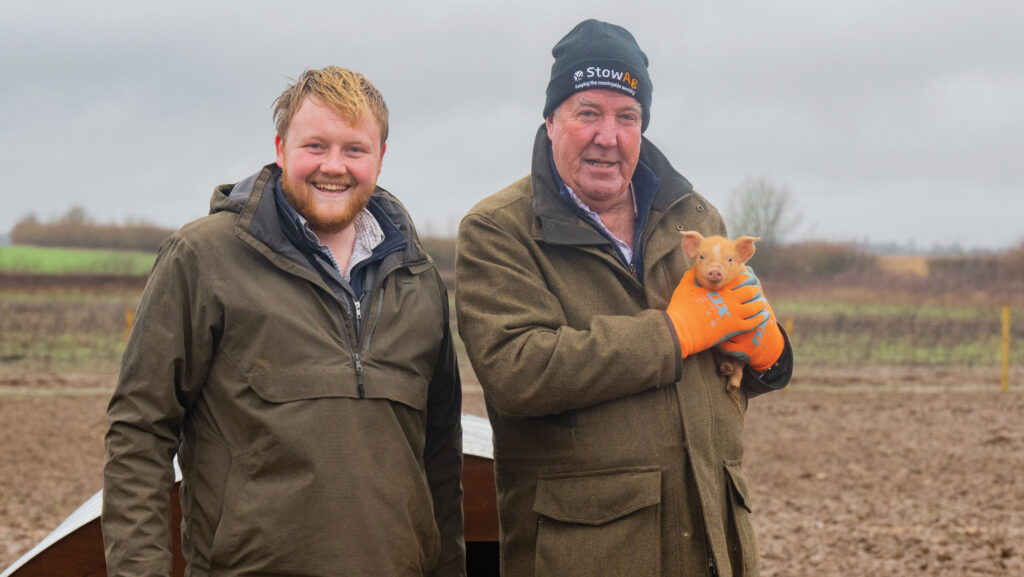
[[717, 295, 785, 371], [666, 267, 767, 359]]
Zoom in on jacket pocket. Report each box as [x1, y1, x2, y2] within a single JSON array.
[[724, 459, 759, 575], [248, 367, 427, 410], [180, 432, 231, 568], [208, 437, 272, 567], [532, 467, 662, 577], [724, 459, 752, 512]]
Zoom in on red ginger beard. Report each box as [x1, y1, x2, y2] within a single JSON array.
[[279, 165, 374, 235]]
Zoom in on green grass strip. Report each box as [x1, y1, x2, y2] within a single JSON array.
[[0, 245, 155, 276]]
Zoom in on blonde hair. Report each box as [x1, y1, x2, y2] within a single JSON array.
[[273, 66, 389, 145]]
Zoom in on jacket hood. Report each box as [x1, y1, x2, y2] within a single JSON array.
[[210, 169, 262, 216]]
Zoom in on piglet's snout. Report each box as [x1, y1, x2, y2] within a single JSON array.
[[705, 268, 724, 283]]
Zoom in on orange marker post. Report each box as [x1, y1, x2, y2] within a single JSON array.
[[1002, 306, 1011, 392], [126, 309, 135, 341]]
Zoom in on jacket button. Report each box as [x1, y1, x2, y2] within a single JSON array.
[[682, 531, 691, 538]]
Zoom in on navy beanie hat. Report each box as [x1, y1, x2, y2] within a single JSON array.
[[544, 19, 652, 132]]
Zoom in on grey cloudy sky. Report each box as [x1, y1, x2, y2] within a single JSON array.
[[3, 1, 1022, 250]]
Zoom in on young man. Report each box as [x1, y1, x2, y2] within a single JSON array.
[[103, 66, 464, 577], [456, 20, 792, 576]]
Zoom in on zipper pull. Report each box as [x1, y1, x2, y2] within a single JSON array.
[[354, 354, 365, 398], [354, 300, 362, 322]]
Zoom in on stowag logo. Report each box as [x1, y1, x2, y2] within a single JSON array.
[[573, 66, 639, 90]]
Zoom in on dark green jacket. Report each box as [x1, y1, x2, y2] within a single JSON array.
[[103, 164, 465, 577], [456, 126, 790, 577]]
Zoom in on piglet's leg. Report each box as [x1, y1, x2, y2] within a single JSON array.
[[719, 359, 746, 413]]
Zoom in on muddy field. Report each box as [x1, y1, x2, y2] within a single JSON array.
[[2, 369, 1022, 576], [1, 276, 1023, 575]]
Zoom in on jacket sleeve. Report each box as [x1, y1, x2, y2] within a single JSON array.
[[455, 213, 679, 418], [740, 325, 795, 398], [102, 234, 218, 576], [424, 275, 466, 577]]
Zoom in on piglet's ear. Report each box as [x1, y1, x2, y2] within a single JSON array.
[[734, 236, 760, 263], [680, 231, 703, 259]]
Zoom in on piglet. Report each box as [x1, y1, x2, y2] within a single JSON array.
[[680, 231, 760, 412]]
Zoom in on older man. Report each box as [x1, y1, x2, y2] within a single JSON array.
[[456, 20, 792, 577], [103, 66, 464, 576]]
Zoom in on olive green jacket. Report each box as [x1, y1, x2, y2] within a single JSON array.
[[456, 126, 790, 577], [103, 164, 464, 577]]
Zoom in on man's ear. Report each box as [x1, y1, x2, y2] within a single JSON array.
[[734, 236, 760, 263], [545, 114, 556, 140], [680, 231, 704, 260], [275, 134, 285, 168]]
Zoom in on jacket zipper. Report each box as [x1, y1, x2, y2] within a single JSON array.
[[352, 300, 365, 397], [354, 355, 365, 398], [361, 281, 387, 352], [330, 297, 362, 398], [357, 258, 425, 352], [349, 259, 428, 395]]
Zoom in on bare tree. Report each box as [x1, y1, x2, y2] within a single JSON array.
[[726, 177, 800, 246], [61, 205, 91, 224]]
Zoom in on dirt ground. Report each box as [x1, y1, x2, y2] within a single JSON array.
[[2, 368, 1022, 575], [745, 384, 1023, 576]]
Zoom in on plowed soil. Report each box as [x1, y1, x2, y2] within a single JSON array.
[[2, 368, 1022, 575]]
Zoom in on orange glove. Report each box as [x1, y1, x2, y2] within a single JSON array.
[[717, 285, 785, 371], [666, 268, 768, 359]]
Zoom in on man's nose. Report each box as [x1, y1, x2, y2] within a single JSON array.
[[320, 149, 348, 174], [592, 115, 618, 148]]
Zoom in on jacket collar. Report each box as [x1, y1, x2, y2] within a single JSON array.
[[529, 124, 694, 245], [211, 164, 423, 282]]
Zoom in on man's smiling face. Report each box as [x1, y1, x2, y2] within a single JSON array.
[[275, 95, 384, 235], [546, 89, 642, 211]]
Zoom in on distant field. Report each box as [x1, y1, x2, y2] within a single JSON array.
[[0, 257, 1020, 375], [0, 288, 141, 372], [877, 254, 929, 277], [0, 245, 155, 276], [773, 296, 1023, 367]]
